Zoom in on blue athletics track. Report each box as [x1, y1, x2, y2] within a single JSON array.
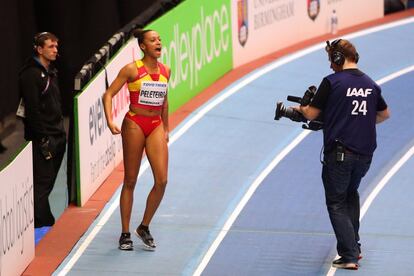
[[24, 10, 414, 276]]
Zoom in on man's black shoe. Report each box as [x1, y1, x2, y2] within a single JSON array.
[[119, 232, 133, 251], [135, 227, 156, 251], [332, 258, 358, 270]]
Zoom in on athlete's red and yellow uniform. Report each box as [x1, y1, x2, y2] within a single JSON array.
[[125, 60, 169, 136]]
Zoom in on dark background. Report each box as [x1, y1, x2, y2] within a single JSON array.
[[0, 0, 412, 124], [0, 0, 155, 121]]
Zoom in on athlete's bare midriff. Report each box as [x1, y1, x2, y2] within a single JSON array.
[[129, 105, 162, 117]]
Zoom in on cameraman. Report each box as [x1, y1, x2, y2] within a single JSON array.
[[296, 39, 390, 269], [18, 32, 66, 228]]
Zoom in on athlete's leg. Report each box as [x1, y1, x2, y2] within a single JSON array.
[[120, 117, 145, 233], [141, 123, 168, 226]]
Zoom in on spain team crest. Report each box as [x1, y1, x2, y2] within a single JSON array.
[[307, 0, 320, 21], [237, 0, 248, 47]]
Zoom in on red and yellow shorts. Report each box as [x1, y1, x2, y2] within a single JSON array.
[[125, 111, 162, 137]]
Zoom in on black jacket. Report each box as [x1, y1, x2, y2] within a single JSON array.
[[18, 57, 65, 141]]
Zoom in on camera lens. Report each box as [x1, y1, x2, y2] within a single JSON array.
[[274, 102, 307, 122], [284, 107, 307, 122], [274, 102, 285, 120]]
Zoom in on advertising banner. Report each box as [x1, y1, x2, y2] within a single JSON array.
[[74, 42, 135, 206], [231, 0, 384, 67], [148, 0, 233, 112], [0, 142, 34, 276]]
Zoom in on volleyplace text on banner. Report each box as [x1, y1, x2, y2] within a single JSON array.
[[138, 81, 167, 107]]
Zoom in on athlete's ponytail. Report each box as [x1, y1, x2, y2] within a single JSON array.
[[132, 28, 153, 46]]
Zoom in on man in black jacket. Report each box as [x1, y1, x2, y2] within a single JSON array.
[[18, 32, 66, 228]]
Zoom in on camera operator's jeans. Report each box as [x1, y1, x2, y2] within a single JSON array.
[[322, 150, 372, 262]]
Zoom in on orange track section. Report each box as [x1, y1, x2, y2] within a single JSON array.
[[23, 9, 414, 276]]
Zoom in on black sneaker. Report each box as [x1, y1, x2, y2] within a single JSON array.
[[119, 232, 133, 250], [135, 227, 156, 251], [332, 258, 358, 270]]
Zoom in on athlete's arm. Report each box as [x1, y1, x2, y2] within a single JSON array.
[[162, 65, 171, 142], [103, 63, 133, 134]]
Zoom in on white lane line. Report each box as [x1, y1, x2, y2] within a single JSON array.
[[194, 16, 414, 276], [326, 146, 414, 276], [57, 16, 414, 276], [376, 65, 414, 84], [192, 130, 311, 276], [360, 147, 414, 220], [55, 161, 149, 276], [326, 65, 414, 276]]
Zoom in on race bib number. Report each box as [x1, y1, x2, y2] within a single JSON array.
[[138, 81, 167, 106]]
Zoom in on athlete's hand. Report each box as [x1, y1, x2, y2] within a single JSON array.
[[108, 122, 121, 134]]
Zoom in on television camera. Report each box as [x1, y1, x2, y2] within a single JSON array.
[[274, 85, 323, 131]]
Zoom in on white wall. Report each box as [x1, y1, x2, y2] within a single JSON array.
[[0, 142, 34, 276], [231, 0, 384, 67]]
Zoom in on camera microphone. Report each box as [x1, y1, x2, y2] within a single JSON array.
[[287, 95, 302, 103]]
